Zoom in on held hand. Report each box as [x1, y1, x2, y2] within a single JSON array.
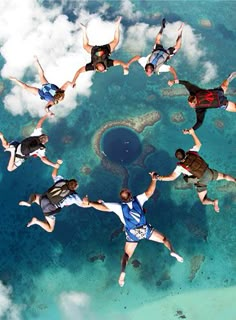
[[149, 171, 159, 181], [57, 159, 63, 165], [168, 80, 174, 87], [82, 195, 90, 207], [123, 65, 129, 75]]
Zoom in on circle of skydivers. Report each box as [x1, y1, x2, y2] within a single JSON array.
[[1, 17, 235, 287]]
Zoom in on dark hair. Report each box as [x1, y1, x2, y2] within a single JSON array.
[[39, 134, 48, 144], [145, 63, 154, 72], [53, 90, 65, 104], [120, 188, 133, 202], [68, 179, 78, 191], [175, 148, 185, 160], [95, 62, 106, 72], [188, 95, 196, 103]]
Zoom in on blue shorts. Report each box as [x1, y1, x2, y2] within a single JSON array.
[[125, 224, 154, 242]]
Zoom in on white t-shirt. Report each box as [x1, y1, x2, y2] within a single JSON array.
[[104, 193, 148, 225], [173, 145, 201, 177], [138, 55, 171, 73], [53, 175, 83, 208]]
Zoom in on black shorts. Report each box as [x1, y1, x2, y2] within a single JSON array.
[[213, 87, 228, 107]]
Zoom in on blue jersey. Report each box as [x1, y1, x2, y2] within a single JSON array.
[[121, 197, 146, 230], [38, 83, 59, 102]]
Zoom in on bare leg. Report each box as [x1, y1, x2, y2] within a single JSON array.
[[0, 132, 10, 149], [220, 79, 229, 93], [27, 216, 56, 233], [118, 241, 138, 287], [9, 77, 39, 95], [34, 56, 48, 85], [197, 190, 219, 213], [226, 101, 236, 112], [154, 18, 166, 45], [173, 22, 184, 52], [6, 146, 17, 172], [81, 23, 93, 53], [109, 16, 122, 52], [216, 172, 236, 183], [19, 194, 41, 207], [149, 229, 183, 262]]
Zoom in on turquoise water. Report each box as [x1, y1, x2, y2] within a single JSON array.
[[0, 1, 235, 319]]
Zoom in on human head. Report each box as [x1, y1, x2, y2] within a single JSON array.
[[144, 63, 154, 77], [39, 134, 49, 144], [120, 188, 133, 203], [53, 90, 65, 104], [175, 148, 186, 161], [95, 62, 106, 73], [188, 95, 197, 108], [68, 179, 79, 191]]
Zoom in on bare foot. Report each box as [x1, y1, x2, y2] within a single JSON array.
[[27, 217, 38, 228], [9, 76, 16, 81], [57, 159, 63, 165], [4, 145, 15, 152], [170, 252, 184, 263], [213, 199, 220, 213], [178, 22, 184, 32], [115, 16, 122, 25], [80, 23, 86, 31], [19, 201, 31, 207], [118, 272, 126, 287]]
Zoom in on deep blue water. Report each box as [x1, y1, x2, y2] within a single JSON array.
[[0, 1, 235, 320]]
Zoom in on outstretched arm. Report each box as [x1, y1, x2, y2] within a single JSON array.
[[126, 55, 141, 68], [169, 66, 178, 80], [184, 128, 202, 149], [40, 157, 61, 169], [36, 112, 53, 129], [168, 79, 202, 95], [60, 81, 72, 91], [191, 109, 206, 131], [144, 172, 158, 198], [51, 159, 63, 178], [82, 197, 112, 212], [71, 66, 86, 86], [157, 171, 179, 182]]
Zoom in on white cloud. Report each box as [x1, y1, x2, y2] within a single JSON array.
[[0, 281, 22, 320], [201, 61, 218, 84], [0, 0, 124, 118], [58, 291, 91, 320], [123, 20, 217, 83], [120, 0, 142, 21]]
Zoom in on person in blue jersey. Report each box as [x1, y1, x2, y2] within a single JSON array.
[[167, 72, 236, 130], [0, 112, 59, 171], [156, 129, 236, 213], [19, 160, 86, 232], [71, 17, 131, 86], [125, 18, 184, 81], [82, 172, 183, 287], [9, 56, 71, 112]]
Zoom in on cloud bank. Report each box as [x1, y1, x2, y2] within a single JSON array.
[[58, 291, 91, 320], [0, 0, 123, 118], [0, 281, 22, 320], [0, 0, 218, 119]]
